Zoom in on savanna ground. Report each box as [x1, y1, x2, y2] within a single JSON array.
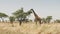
[[0, 22, 60, 34]]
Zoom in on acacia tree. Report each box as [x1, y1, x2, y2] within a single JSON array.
[[13, 8, 23, 25], [42, 18, 46, 23], [46, 16, 52, 23], [9, 16, 15, 24], [9, 16, 15, 26], [0, 13, 8, 22], [42, 16, 52, 23], [13, 8, 32, 25], [54, 19, 60, 23]]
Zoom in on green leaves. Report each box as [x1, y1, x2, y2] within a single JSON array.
[[42, 18, 47, 23], [9, 16, 15, 23], [13, 8, 32, 19], [0, 12, 8, 22], [13, 8, 24, 17], [42, 16, 52, 23], [54, 19, 60, 23], [12, 8, 32, 25], [46, 16, 52, 23], [0, 12, 8, 18]]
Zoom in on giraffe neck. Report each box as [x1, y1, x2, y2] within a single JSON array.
[[31, 9, 40, 18]]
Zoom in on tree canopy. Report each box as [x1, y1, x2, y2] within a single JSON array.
[[13, 8, 32, 25], [0, 12, 8, 18], [0, 12, 8, 22]]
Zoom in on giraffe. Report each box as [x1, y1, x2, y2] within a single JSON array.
[[30, 9, 42, 24]]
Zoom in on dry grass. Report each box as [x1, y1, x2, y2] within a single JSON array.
[[0, 22, 60, 34]]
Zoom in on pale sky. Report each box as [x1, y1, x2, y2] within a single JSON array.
[[0, 0, 60, 20]]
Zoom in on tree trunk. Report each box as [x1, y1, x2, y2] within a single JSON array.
[[19, 20, 22, 25], [18, 18, 22, 25]]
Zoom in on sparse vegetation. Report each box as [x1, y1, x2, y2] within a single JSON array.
[[0, 8, 60, 34], [0, 12, 8, 22], [46, 16, 52, 23], [54, 19, 60, 23], [9, 16, 15, 26], [42, 16, 52, 23], [13, 8, 32, 25], [0, 22, 60, 34]]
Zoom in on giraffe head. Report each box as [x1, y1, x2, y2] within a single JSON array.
[[28, 9, 36, 14], [30, 9, 35, 13], [27, 9, 33, 14], [30, 9, 33, 10]]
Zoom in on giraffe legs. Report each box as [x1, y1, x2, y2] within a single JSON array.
[[34, 18, 42, 25], [34, 19, 37, 24], [34, 19, 38, 24], [39, 20, 41, 24]]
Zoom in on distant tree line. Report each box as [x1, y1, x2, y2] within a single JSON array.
[[0, 8, 60, 26], [42, 16, 52, 23], [0, 8, 32, 25]]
